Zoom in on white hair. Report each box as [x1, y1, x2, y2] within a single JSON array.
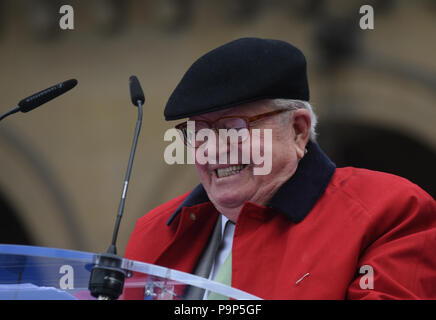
[[270, 98, 318, 142]]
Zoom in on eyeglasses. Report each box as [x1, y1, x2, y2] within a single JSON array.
[[175, 108, 294, 148]]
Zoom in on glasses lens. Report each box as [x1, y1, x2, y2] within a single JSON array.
[[177, 118, 250, 147], [191, 121, 212, 148], [177, 121, 212, 147], [175, 123, 189, 146], [192, 121, 210, 132], [217, 117, 246, 130], [216, 118, 249, 143]]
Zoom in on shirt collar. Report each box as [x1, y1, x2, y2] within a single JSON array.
[[167, 141, 336, 225]]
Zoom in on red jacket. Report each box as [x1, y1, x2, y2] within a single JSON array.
[[125, 143, 436, 300]]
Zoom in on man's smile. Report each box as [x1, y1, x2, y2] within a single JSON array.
[[214, 164, 249, 178]]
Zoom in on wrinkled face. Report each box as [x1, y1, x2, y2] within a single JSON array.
[[190, 100, 310, 220]]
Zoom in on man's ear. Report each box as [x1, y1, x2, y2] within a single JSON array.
[[291, 109, 311, 159]]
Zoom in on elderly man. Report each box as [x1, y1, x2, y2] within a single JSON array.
[[125, 38, 436, 299]]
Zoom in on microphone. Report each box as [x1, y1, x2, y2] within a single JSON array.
[[129, 76, 145, 107], [89, 76, 145, 300], [0, 79, 78, 121], [108, 75, 145, 255]]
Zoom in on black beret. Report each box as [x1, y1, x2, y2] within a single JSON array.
[[164, 37, 309, 121]]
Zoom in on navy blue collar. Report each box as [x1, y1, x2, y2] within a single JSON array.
[[166, 141, 336, 225]]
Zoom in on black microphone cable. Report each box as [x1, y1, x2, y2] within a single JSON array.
[[0, 106, 20, 121]]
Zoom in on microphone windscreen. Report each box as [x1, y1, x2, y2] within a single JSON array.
[[18, 79, 78, 113], [129, 76, 145, 106]]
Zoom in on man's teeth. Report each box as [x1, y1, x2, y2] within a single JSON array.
[[216, 165, 246, 178]]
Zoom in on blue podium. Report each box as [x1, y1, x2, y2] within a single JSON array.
[[0, 244, 261, 300]]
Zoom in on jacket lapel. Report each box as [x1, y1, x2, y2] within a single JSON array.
[[155, 203, 219, 274]]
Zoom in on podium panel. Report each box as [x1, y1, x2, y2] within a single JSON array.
[[0, 245, 261, 300]]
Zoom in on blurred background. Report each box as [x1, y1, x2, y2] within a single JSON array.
[[0, 0, 435, 254]]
